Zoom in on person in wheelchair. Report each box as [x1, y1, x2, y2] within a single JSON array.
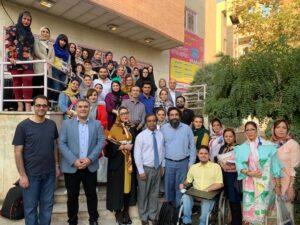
[[179, 145, 223, 225]]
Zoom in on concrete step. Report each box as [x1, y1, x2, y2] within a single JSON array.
[[54, 187, 106, 203], [51, 202, 140, 222]]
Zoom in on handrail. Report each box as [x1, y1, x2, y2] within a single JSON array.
[[0, 59, 64, 111]]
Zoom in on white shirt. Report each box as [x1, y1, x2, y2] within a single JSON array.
[[93, 78, 112, 100], [134, 129, 165, 174], [169, 89, 176, 106]]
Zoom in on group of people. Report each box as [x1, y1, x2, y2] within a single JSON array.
[[9, 10, 300, 225]]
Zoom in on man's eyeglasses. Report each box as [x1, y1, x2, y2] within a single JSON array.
[[35, 104, 48, 108]]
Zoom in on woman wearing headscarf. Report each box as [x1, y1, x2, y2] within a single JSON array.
[[58, 78, 80, 120], [192, 115, 210, 150], [68, 42, 77, 72], [234, 121, 282, 225], [154, 89, 173, 115], [5, 11, 35, 111], [111, 65, 126, 84], [52, 34, 70, 96], [33, 26, 54, 97], [105, 81, 129, 130], [91, 50, 102, 72], [121, 74, 135, 95], [271, 119, 300, 223], [106, 106, 137, 225], [209, 118, 224, 162], [136, 67, 157, 97], [119, 56, 131, 75]]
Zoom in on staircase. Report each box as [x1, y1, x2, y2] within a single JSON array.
[[52, 179, 141, 225]]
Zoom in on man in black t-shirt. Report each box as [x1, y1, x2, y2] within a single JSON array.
[[176, 96, 195, 126], [12, 95, 59, 225]]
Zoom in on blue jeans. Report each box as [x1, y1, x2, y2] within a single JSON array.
[[165, 158, 189, 207], [22, 172, 56, 225], [51, 67, 66, 91], [181, 194, 215, 225]]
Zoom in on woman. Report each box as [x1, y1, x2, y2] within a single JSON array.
[[106, 106, 137, 224], [93, 81, 105, 105], [5, 11, 34, 111], [209, 118, 224, 162], [105, 81, 129, 130], [119, 56, 131, 75], [107, 61, 116, 79], [156, 107, 167, 130], [154, 89, 173, 114], [129, 56, 137, 71], [52, 34, 70, 94], [75, 47, 83, 65], [192, 116, 210, 150], [33, 26, 54, 97], [82, 49, 89, 61], [217, 128, 242, 225], [58, 78, 80, 120], [156, 78, 168, 101], [234, 121, 282, 225], [83, 60, 97, 80], [86, 88, 108, 129], [136, 67, 157, 97], [71, 63, 85, 82], [121, 74, 134, 94], [68, 42, 77, 72], [91, 50, 102, 72], [272, 119, 300, 222], [111, 65, 126, 84]]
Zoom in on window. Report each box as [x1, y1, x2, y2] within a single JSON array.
[[185, 8, 197, 34]]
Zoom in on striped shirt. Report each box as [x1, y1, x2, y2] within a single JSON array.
[[121, 98, 146, 127]]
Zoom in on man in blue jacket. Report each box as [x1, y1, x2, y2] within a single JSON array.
[[59, 99, 105, 225]]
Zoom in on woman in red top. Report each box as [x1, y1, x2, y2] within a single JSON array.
[[5, 11, 35, 111], [86, 88, 108, 129]]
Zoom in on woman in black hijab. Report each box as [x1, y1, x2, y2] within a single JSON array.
[[5, 11, 34, 111]]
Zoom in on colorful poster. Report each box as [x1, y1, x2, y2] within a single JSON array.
[[169, 31, 204, 89]]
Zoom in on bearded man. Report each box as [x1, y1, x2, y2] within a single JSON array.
[[160, 107, 196, 207]]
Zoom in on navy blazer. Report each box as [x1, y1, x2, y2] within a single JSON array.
[[59, 117, 105, 173]]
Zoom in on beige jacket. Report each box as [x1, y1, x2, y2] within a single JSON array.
[[33, 38, 54, 76]]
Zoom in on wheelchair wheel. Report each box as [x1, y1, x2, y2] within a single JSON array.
[[217, 191, 230, 225]]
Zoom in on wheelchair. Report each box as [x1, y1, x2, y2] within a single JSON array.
[[176, 190, 230, 225]]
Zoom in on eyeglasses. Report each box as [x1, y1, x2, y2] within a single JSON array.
[[35, 104, 48, 108]]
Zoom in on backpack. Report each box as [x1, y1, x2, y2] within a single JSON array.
[[0, 182, 24, 220], [158, 202, 179, 225]]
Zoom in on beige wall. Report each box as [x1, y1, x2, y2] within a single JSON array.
[[0, 112, 63, 200], [0, 2, 170, 83], [204, 0, 217, 63], [91, 0, 185, 44]]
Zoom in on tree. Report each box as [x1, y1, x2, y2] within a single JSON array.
[[192, 40, 300, 141], [230, 0, 300, 48]]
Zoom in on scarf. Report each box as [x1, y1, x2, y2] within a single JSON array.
[[108, 116, 133, 173], [248, 137, 262, 170], [53, 34, 69, 62], [192, 124, 209, 149], [15, 11, 34, 60], [63, 82, 80, 108], [91, 56, 102, 68], [111, 81, 124, 108], [271, 128, 291, 148]]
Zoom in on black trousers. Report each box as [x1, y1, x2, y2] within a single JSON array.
[[229, 201, 242, 225], [64, 169, 98, 225]]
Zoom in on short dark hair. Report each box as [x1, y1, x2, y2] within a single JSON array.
[[76, 99, 90, 107], [84, 60, 91, 65], [198, 145, 210, 153], [141, 81, 152, 88], [105, 51, 113, 57], [76, 63, 85, 73], [176, 95, 186, 102], [107, 60, 114, 66], [130, 85, 140, 92], [244, 121, 257, 130], [83, 74, 92, 79], [193, 115, 204, 121], [33, 95, 49, 106], [167, 107, 182, 118], [145, 114, 157, 122], [155, 107, 166, 115], [99, 66, 108, 72]]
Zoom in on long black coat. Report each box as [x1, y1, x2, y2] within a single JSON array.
[[106, 128, 137, 211]]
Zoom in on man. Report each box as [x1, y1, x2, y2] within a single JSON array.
[[134, 114, 165, 225], [139, 81, 155, 115], [80, 74, 93, 99], [168, 79, 181, 106], [160, 107, 196, 207], [179, 146, 223, 225], [132, 67, 140, 82], [12, 95, 60, 225], [121, 86, 146, 133], [59, 99, 105, 225], [176, 96, 195, 126], [93, 66, 112, 100]]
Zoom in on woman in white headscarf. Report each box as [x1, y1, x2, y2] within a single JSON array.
[[209, 118, 224, 162]]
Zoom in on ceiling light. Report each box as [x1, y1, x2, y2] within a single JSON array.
[[107, 24, 118, 31], [40, 0, 55, 8], [144, 38, 154, 43]]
